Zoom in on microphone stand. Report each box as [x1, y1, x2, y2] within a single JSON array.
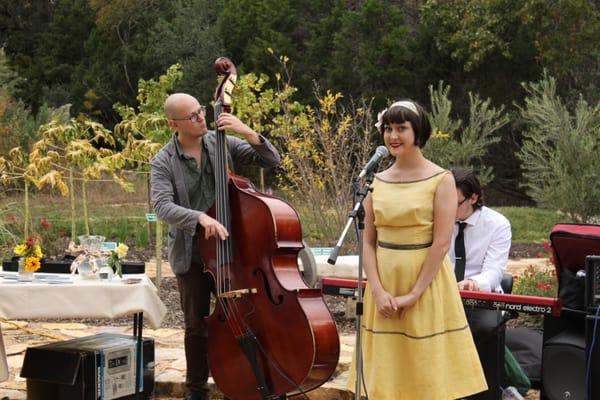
[[328, 173, 374, 400]]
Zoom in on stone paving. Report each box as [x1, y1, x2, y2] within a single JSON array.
[[0, 320, 355, 400], [0, 257, 549, 399]]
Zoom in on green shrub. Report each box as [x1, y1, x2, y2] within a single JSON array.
[[518, 72, 600, 223], [425, 82, 508, 185]]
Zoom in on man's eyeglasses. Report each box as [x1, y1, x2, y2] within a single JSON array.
[[171, 105, 207, 123], [457, 197, 468, 207]]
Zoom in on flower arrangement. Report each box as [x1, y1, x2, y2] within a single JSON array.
[[69, 236, 105, 277], [13, 236, 44, 273], [107, 243, 129, 278]]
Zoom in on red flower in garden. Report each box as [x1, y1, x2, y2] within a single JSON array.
[[541, 240, 557, 265], [537, 282, 545, 288], [39, 217, 51, 230], [545, 284, 553, 290], [26, 236, 35, 246]]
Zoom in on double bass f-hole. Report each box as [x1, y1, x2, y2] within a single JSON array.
[[254, 268, 285, 305]]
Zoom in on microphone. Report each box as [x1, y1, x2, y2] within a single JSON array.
[[358, 145, 389, 179]]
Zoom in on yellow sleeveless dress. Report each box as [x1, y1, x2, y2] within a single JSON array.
[[347, 171, 487, 399]]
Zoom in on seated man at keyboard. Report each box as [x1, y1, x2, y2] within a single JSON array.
[[450, 167, 512, 400]]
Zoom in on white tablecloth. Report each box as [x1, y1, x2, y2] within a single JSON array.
[[0, 328, 6, 382], [0, 273, 166, 382]]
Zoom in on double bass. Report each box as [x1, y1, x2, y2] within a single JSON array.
[[200, 57, 340, 400]]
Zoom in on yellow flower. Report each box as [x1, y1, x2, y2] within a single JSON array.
[[24, 256, 41, 272], [14, 244, 27, 256], [34, 244, 44, 258], [116, 243, 128, 258]]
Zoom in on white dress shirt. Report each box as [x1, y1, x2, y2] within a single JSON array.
[[449, 206, 512, 292]]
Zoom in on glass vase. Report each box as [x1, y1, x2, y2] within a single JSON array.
[[78, 235, 106, 253], [98, 257, 113, 281], [17, 257, 34, 281], [76, 258, 96, 279]]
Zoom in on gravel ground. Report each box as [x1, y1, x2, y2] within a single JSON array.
[[149, 242, 544, 332], [510, 243, 546, 258], [153, 279, 356, 335]]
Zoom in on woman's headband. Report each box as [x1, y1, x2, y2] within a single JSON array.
[[375, 101, 419, 129]]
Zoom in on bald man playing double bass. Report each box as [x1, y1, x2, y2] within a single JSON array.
[[151, 93, 280, 400]]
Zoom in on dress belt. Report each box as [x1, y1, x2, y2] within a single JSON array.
[[377, 241, 432, 250]]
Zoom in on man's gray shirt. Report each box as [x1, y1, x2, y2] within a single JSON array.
[[150, 131, 281, 275]]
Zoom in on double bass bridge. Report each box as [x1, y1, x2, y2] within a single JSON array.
[[219, 288, 258, 299]]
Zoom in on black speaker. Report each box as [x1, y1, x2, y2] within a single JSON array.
[[586, 314, 600, 400], [542, 330, 586, 400], [585, 256, 600, 312]]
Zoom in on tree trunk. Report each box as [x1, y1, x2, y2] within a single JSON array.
[[24, 180, 30, 240], [146, 173, 152, 244], [155, 220, 162, 293], [82, 179, 90, 235], [69, 169, 76, 242]]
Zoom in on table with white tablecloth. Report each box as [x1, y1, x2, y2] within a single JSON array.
[[0, 273, 166, 382]]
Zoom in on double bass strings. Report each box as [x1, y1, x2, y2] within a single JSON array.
[[213, 99, 248, 338]]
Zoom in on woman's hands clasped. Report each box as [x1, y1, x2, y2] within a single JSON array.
[[373, 288, 419, 319], [393, 292, 419, 319], [374, 288, 398, 318]]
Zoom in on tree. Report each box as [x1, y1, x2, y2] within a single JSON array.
[[0, 147, 46, 239], [112, 64, 183, 242], [216, 0, 299, 74], [419, 0, 600, 105], [424, 82, 508, 185], [144, 0, 224, 105], [0, 0, 221, 123], [33, 116, 126, 241], [518, 73, 600, 223], [323, 0, 413, 107]]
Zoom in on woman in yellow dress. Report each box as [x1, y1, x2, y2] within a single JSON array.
[[347, 100, 487, 399]]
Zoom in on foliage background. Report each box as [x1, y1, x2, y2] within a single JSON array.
[[1, 0, 598, 206], [0, 0, 599, 252]]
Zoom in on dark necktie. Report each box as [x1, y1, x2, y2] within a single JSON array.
[[454, 222, 467, 282]]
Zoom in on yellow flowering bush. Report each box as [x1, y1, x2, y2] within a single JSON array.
[[13, 236, 44, 272], [107, 243, 129, 278]]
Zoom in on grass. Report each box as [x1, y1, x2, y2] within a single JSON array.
[[0, 202, 154, 258], [495, 206, 567, 244], [302, 205, 568, 248], [0, 178, 155, 258], [0, 177, 576, 259]]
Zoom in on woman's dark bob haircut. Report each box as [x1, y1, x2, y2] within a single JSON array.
[[378, 100, 431, 148]]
